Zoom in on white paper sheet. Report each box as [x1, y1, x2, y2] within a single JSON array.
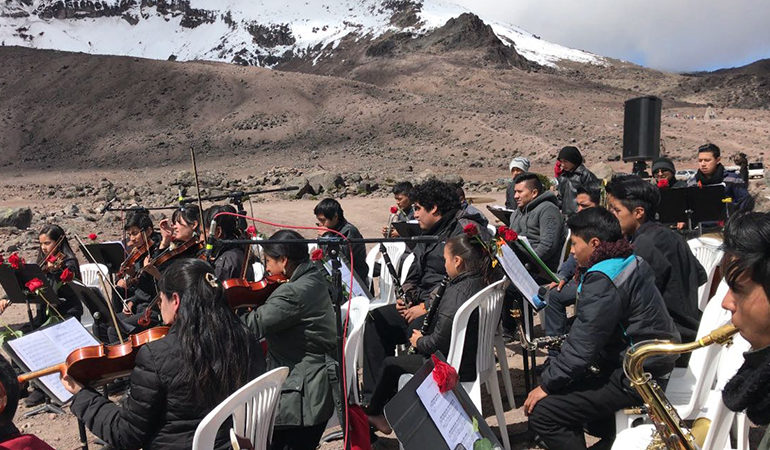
[[415, 373, 481, 450], [8, 317, 99, 403], [497, 245, 540, 301], [322, 260, 371, 299]]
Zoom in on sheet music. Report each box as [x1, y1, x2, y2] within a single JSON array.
[[322, 261, 371, 299], [8, 318, 99, 403], [496, 245, 540, 303], [415, 372, 481, 450]]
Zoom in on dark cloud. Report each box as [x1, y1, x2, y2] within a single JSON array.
[[455, 0, 770, 72]]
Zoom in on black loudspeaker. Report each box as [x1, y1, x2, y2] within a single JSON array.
[[623, 96, 661, 162]]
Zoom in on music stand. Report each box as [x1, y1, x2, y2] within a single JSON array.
[[391, 221, 422, 238], [79, 242, 125, 274], [658, 184, 726, 230], [69, 282, 125, 343], [486, 205, 514, 224], [0, 264, 59, 306]]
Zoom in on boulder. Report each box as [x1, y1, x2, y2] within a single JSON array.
[[0, 208, 33, 230]]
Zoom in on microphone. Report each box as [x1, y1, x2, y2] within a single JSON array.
[[99, 196, 118, 214], [204, 218, 217, 261]]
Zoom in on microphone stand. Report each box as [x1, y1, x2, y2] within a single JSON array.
[[219, 235, 438, 447]]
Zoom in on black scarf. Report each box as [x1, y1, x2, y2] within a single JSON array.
[[694, 163, 725, 186], [722, 345, 770, 425]]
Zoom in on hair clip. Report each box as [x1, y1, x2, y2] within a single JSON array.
[[205, 272, 218, 288]]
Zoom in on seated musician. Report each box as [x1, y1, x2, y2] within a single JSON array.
[[719, 212, 770, 447], [606, 175, 706, 346], [383, 181, 415, 237], [525, 207, 680, 449], [366, 232, 495, 434], [157, 205, 202, 257], [543, 183, 601, 343], [204, 204, 254, 281], [241, 230, 337, 449], [0, 355, 55, 449], [362, 179, 473, 404], [115, 210, 161, 333], [314, 198, 369, 282], [63, 259, 265, 449]]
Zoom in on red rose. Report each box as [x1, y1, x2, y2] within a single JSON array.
[[60, 268, 75, 283], [657, 178, 669, 189], [504, 228, 518, 242], [390, 206, 398, 214], [8, 253, 24, 270], [310, 248, 324, 262], [25, 278, 45, 293], [463, 223, 478, 237], [88, 233, 98, 241], [246, 225, 257, 237], [431, 354, 458, 394], [554, 160, 563, 177]]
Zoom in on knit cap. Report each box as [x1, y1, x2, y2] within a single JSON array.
[[557, 146, 583, 166]]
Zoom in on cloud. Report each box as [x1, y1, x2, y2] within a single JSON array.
[[452, 0, 770, 72]]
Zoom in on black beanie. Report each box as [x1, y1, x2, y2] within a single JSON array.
[[651, 157, 676, 174], [558, 146, 583, 166]]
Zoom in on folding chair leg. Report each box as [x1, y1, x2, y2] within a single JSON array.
[[494, 333, 515, 409]]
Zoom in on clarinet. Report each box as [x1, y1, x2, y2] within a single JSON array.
[[409, 276, 449, 354], [379, 243, 405, 300]]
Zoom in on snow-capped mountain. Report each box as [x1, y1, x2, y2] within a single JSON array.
[[0, 0, 604, 68]]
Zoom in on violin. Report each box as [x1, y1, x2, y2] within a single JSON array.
[[141, 237, 205, 281], [222, 273, 288, 309], [116, 247, 148, 280], [41, 252, 65, 274], [17, 326, 169, 387]]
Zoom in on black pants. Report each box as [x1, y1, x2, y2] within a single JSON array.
[[270, 423, 326, 450], [528, 368, 641, 450], [362, 304, 425, 404], [543, 280, 578, 337], [366, 353, 426, 415]]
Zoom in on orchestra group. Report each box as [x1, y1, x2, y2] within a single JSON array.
[[0, 142, 768, 450]]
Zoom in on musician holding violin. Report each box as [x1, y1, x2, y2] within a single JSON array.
[[241, 230, 337, 450], [157, 205, 203, 258], [204, 204, 254, 281], [63, 259, 266, 449]]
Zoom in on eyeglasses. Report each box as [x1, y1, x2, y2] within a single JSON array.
[[653, 169, 668, 174]]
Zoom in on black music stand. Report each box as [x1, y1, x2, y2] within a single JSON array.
[[486, 205, 514, 224], [79, 242, 126, 274], [384, 352, 503, 450], [69, 282, 124, 343], [658, 184, 727, 230], [391, 222, 422, 238]]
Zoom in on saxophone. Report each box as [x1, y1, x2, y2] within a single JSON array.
[[623, 323, 738, 450]]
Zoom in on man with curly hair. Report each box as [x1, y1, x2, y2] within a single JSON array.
[[361, 179, 486, 406]]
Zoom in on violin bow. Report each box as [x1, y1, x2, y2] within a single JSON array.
[[97, 271, 125, 344], [189, 146, 208, 252], [41, 234, 65, 267]]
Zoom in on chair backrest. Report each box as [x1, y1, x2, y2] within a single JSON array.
[[377, 243, 407, 305], [687, 237, 724, 311], [192, 367, 289, 450], [79, 263, 109, 288], [399, 253, 415, 286], [486, 224, 497, 238], [446, 280, 506, 378], [670, 281, 731, 416], [365, 246, 380, 290], [340, 296, 369, 402]]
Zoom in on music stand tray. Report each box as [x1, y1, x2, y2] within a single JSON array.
[[79, 242, 126, 274], [0, 264, 59, 306], [391, 221, 422, 238], [658, 184, 727, 225], [486, 205, 514, 224]]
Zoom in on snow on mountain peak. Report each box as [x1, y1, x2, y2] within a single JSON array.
[[0, 0, 605, 68]]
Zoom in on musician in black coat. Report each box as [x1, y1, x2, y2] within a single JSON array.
[[64, 259, 265, 449], [314, 198, 369, 283], [366, 233, 492, 434]]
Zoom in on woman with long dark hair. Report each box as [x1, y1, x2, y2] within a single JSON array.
[[31, 224, 83, 325], [204, 204, 253, 281], [63, 259, 265, 449], [242, 230, 337, 450]]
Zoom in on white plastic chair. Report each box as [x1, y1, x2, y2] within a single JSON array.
[[446, 279, 511, 450], [365, 246, 380, 291], [192, 367, 289, 450], [557, 228, 572, 269], [368, 243, 407, 310], [340, 296, 369, 403], [399, 253, 415, 286], [615, 281, 732, 433], [687, 237, 724, 311], [79, 263, 110, 299], [486, 224, 498, 238]]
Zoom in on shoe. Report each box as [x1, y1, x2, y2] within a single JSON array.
[[24, 388, 46, 407]]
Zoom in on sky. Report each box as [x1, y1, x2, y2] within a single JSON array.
[[453, 0, 770, 73]]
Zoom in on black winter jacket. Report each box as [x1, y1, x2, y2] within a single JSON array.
[[211, 244, 253, 282], [403, 211, 464, 307], [322, 219, 369, 283], [541, 255, 680, 394], [416, 272, 482, 381], [631, 221, 707, 342], [557, 164, 598, 217], [71, 329, 266, 449]]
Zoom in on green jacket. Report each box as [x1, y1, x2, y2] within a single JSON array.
[[242, 262, 337, 427]]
